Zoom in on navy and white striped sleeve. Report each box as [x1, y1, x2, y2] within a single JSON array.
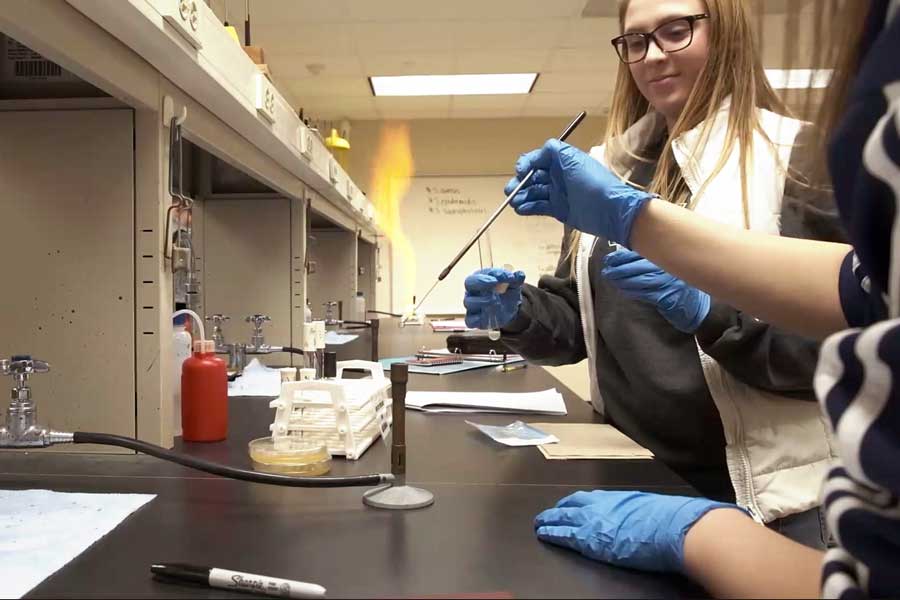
[[839, 251, 888, 327], [817, 2, 900, 596], [815, 323, 900, 599]]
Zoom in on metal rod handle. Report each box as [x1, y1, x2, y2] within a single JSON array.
[[436, 111, 586, 282]]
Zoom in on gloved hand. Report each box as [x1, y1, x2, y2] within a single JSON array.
[[534, 490, 743, 574], [505, 139, 653, 246], [601, 248, 711, 333], [464, 267, 527, 330]]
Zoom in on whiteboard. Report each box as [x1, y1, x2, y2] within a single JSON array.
[[393, 175, 564, 315]]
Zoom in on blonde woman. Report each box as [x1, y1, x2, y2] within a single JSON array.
[[512, 0, 898, 596], [464, 0, 840, 546]]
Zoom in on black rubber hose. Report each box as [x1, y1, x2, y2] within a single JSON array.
[[280, 346, 305, 355], [73, 432, 392, 488]]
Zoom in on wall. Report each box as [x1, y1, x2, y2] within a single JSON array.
[[346, 116, 606, 316], [345, 116, 601, 402], [346, 116, 607, 183]]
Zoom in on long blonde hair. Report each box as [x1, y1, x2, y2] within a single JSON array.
[[568, 0, 791, 263]]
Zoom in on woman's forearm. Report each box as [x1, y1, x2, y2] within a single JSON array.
[[684, 509, 823, 599], [631, 199, 851, 339]]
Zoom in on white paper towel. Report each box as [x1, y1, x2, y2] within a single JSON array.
[[0, 489, 155, 598]]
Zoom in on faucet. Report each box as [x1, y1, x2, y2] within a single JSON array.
[[202, 313, 248, 376], [206, 314, 230, 353], [246, 314, 281, 355], [204, 313, 308, 376], [322, 301, 340, 326], [0, 356, 73, 448]]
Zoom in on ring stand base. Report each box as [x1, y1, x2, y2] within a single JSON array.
[[362, 483, 435, 510]]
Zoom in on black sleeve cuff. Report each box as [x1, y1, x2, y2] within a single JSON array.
[[501, 304, 533, 335], [695, 300, 737, 348]]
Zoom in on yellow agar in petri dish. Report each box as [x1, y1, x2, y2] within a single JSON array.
[[248, 437, 332, 476]]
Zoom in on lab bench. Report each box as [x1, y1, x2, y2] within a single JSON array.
[[1, 324, 704, 598]]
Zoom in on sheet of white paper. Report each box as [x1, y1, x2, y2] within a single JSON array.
[[325, 331, 359, 345], [228, 358, 281, 397], [405, 389, 567, 415], [0, 489, 155, 598]]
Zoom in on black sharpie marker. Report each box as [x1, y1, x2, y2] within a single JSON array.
[[151, 563, 326, 599]]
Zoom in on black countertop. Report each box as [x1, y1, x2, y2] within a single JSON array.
[[2, 319, 704, 598]]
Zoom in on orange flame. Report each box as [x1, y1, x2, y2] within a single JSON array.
[[369, 123, 416, 311]]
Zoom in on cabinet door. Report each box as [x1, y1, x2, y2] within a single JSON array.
[[0, 109, 135, 451]]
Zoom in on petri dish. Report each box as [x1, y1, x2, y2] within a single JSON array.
[[248, 436, 332, 476]]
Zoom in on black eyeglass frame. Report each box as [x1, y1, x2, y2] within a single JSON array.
[[610, 14, 710, 65]]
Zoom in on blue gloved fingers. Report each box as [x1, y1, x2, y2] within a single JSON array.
[[463, 294, 496, 312], [512, 200, 553, 217], [534, 507, 589, 529], [528, 169, 552, 186], [510, 270, 526, 288], [601, 261, 663, 283], [515, 143, 556, 179], [509, 183, 551, 208], [465, 268, 523, 291], [514, 148, 541, 179], [554, 490, 611, 508], [486, 269, 527, 288], [504, 176, 521, 197], [535, 526, 583, 552], [464, 270, 504, 293], [464, 309, 484, 329], [602, 248, 646, 268]]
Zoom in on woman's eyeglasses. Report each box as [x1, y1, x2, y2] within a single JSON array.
[[611, 14, 709, 64]]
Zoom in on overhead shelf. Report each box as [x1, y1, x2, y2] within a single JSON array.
[[64, 0, 377, 236]]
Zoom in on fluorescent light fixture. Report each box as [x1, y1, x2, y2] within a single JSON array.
[[765, 69, 833, 90], [369, 73, 538, 97]]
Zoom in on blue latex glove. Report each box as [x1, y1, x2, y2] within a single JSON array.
[[534, 490, 743, 574], [505, 139, 653, 246], [601, 248, 711, 333], [464, 268, 527, 330]]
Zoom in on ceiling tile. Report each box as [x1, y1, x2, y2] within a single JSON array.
[[282, 76, 373, 99], [220, 0, 352, 25], [250, 24, 357, 56], [299, 95, 377, 114], [375, 96, 453, 111], [267, 54, 365, 79], [559, 18, 621, 50], [337, 0, 586, 22], [448, 95, 527, 118], [546, 47, 619, 73], [534, 72, 612, 94], [349, 22, 454, 54], [362, 53, 455, 77], [452, 19, 569, 51], [376, 109, 452, 120], [452, 50, 551, 75], [375, 94, 452, 120]]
